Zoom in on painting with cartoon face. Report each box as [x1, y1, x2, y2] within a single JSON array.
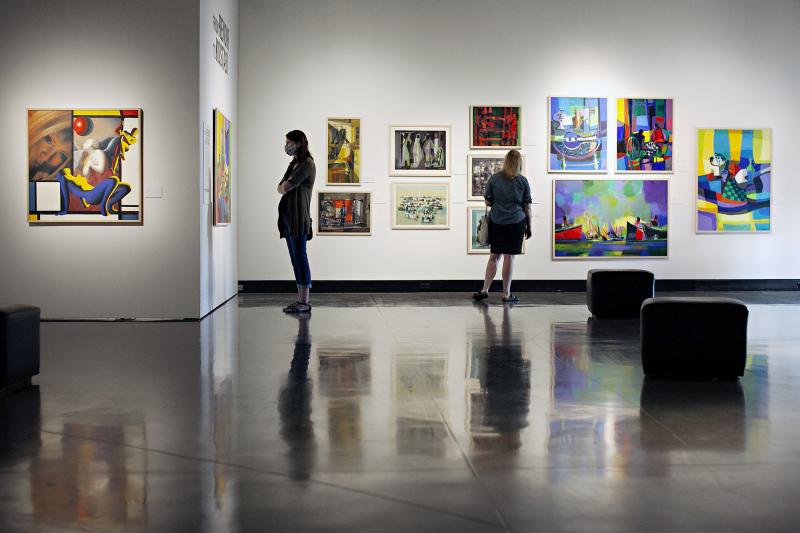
[[697, 128, 772, 233], [27, 109, 142, 224]]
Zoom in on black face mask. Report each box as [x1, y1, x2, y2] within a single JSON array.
[[285, 143, 297, 156]]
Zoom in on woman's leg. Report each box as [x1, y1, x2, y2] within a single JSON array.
[[501, 254, 515, 297], [292, 235, 311, 305], [482, 253, 501, 293]]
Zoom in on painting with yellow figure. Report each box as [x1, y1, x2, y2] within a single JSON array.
[[327, 117, 360, 185], [214, 109, 232, 226], [696, 128, 771, 233], [27, 109, 142, 224]]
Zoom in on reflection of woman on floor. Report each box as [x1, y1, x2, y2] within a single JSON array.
[[474, 304, 531, 444], [278, 314, 315, 480]]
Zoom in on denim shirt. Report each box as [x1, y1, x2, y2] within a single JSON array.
[[484, 173, 532, 224]]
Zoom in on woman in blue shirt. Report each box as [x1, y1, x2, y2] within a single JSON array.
[[473, 150, 532, 303]]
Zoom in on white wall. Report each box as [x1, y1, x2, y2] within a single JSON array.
[[238, 0, 800, 282], [0, 0, 201, 319], [200, 0, 239, 316]]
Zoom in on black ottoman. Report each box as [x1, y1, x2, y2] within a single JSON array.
[[641, 297, 748, 379], [587, 269, 654, 318], [1, 304, 40, 393]]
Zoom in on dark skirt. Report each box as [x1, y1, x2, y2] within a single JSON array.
[[489, 219, 525, 255]]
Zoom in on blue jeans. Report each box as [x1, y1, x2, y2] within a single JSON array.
[[281, 216, 312, 289]]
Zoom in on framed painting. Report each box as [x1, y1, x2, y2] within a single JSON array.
[[327, 117, 361, 185], [389, 125, 450, 176], [27, 108, 142, 224], [213, 108, 232, 226], [391, 182, 449, 229], [467, 151, 527, 201], [470, 106, 522, 149], [547, 96, 607, 173], [696, 128, 771, 233], [616, 98, 674, 173], [318, 191, 371, 235], [467, 204, 490, 254], [552, 179, 668, 259]]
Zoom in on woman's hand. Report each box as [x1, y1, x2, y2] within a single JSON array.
[[525, 225, 532, 240]]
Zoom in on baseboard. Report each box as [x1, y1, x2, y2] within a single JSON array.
[[239, 279, 800, 293]]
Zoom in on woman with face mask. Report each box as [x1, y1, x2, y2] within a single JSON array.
[[277, 130, 316, 313]]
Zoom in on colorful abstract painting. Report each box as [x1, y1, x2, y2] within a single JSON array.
[[467, 152, 526, 201], [548, 97, 607, 173], [390, 126, 450, 176], [470, 106, 521, 149], [617, 98, 673, 172], [553, 179, 668, 259], [327, 117, 361, 185], [697, 128, 771, 233], [214, 109, 232, 226], [318, 192, 371, 235], [467, 205, 490, 254], [391, 182, 449, 229], [27, 109, 142, 224]]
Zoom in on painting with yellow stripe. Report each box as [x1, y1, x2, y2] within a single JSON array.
[[697, 128, 771, 233], [214, 109, 232, 225], [27, 109, 142, 224]]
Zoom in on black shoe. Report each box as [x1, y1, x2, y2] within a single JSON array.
[[472, 291, 489, 301]]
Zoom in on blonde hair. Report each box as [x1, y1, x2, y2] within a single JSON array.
[[501, 149, 523, 179]]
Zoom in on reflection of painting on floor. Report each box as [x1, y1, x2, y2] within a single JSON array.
[[28, 109, 142, 224], [318, 192, 371, 235], [697, 128, 771, 233], [548, 97, 607, 172], [391, 183, 449, 229], [553, 179, 668, 258], [616, 98, 673, 172], [327, 118, 360, 184]]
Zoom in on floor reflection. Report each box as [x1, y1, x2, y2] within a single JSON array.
[[393, 347, 449, 457], [318, 347, 371, 462], [468, 304, 531, 454], [278, 315, 315, 481]]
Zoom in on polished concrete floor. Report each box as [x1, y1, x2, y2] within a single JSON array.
[[2, 292, 800, 532]]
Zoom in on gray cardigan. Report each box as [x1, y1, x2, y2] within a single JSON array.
[[278, 158, 316, 238]]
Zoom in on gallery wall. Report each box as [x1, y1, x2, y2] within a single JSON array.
[[238, 0, 800, 283], [0, 0, 202, 319], [200, 0, 240, 316]]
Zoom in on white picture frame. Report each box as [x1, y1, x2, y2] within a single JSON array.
[[389, 125, 451, 177], [467, 151, 527, 201], [391, 182, 450, 229]]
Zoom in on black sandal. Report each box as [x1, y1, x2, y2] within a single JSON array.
[[502, 295, 519, 303], [472, 291, 489, 301], [284, 302, 312, 313]]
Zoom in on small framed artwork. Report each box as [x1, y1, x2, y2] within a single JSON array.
[[389, 125, 450, 176], [327, 117, 361, 185], [470, 106, 522, 149], [213, 108, 232, 225], [467, 151, 527, 201], [391, 182, 449, 229], [318, 191, 371, 235], [467, 204, 490, 254], [696, 127, 772, 233], [616, 98, 674, 173], [27, 108, 143, 224], [552, 178, 669, 259], [547, 96, 608, 173]]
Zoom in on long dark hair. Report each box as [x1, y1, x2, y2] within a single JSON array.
[[286, 130, 313, 162]]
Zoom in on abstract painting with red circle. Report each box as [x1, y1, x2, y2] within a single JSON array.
[[27, 108, 143, 224]]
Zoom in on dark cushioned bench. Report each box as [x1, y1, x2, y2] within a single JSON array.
[[640, 297, 748, 379], [587, 269, 654, 318], [1, 304, 40, 394]]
